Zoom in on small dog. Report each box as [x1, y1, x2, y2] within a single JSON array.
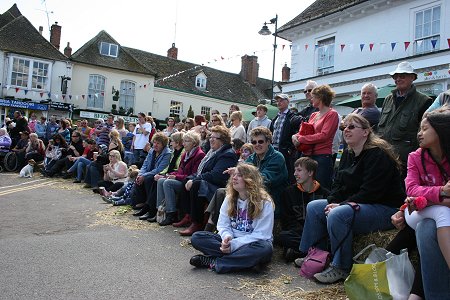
[[19, 159, 36, 178]]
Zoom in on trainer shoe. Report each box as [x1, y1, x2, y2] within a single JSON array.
[[313, 266, 349, 284], [189, 255, 216, 269], [294, 257, 305, 268], [101, 196, 113, 203]]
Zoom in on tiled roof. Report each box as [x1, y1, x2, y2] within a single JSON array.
[[70, 31, 155, 76], [124, 47, 271, 105], [0, 4, 68, 61], [278, 0, 367, 33]]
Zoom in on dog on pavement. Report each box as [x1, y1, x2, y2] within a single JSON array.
[[19, 159, 36, 178]]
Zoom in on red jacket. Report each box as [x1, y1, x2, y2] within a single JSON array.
[[170, 146, 205, 181]]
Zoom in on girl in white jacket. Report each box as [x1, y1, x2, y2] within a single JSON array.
[[189, 163, 274, 273]]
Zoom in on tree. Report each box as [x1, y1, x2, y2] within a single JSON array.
[[187, 105, 194, 118]]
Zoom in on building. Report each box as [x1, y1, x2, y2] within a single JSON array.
[[0, 4, 73, 123], [277, 0, 450, 113]]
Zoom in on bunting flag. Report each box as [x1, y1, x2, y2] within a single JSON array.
[[404, 41, 410, 50], [40, 92, 44, 98], [282, 45, 285, 50], [48, 92, 51, 98], [360, 44, 365, 51], [391, 42, 397, 51], [88, 95, 91, 99], [82, 95, 85, 100], [144, 84, 147, 88], [431, 39, 437, 49], [15, 87, 19, 93], [62, 94, 66, 100], [69, 95, 72, 100], [369, 43, 374, 51], [304, 44, 308, 51], [416, 40, 423, 47], [314, 44, 319, 50], [448, 38, 450, 48], [24, 90, 28, 95], [289, 44, 292, 50], [340, 44, 345, 52]]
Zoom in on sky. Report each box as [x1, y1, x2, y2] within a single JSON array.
[[1, 0, 315, 81]]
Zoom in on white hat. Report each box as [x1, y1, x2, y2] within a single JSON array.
[[389, 61, 417, 78], [274, 93, 290, 100]]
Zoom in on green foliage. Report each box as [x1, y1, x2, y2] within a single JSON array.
[[187, 105, 194, 118]]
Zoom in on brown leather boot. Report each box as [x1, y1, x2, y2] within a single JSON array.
[[172, 214, 191, 228], [179, 222, 203, 236]]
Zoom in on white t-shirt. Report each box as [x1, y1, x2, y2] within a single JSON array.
[[133, 122, 152, 150]]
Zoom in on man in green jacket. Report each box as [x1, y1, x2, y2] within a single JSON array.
[[377, 61, 432, 176]]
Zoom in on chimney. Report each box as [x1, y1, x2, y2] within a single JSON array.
[[39, 26, 43, 35], [50, 22, 61, 50], [282, 63, 290, 82], [167, 43, 178, 59], [240, 55, 259, 86], [64, 42, 72, 57]]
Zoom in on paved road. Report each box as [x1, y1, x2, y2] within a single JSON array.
[[0, 173, 322, 300]]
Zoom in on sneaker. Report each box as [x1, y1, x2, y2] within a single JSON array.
[[294, 257, 305, 268], [73, 179, 81, 183], [102, 196, 113, 204], [189, 255, 216, 269], [112, 201, 119, 206], [313, 266, 349, 284]]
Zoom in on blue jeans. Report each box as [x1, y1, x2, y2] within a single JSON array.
[[84, 163, 101, 187], [132, 149, 145, 165], [299, 199, 396, 271], [156, 178, 183, 213], [416, 219, 450, 299], [68, 157, 92, 181], [191, 231, 273, 274], [309, 154, 333, 190]]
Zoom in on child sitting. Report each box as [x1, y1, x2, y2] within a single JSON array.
[[102, 165, 139, 206]]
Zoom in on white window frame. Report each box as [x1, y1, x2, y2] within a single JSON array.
[[316, 37, 335, 76], [414, 5, 441, 54], [99, 42, 119, 57], [119, 80, 136, 111], [8, 55, 51, 91], [201, 106, 211, 118], [195, 73, 207, 89], [87, 74, 106, 109], [170, 100, 183, 118]]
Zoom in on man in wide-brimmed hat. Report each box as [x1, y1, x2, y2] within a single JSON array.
[[377, 61, 432, 174]]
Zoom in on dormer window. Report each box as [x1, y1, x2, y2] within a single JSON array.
[[100, 42, 118, 57], [195, 72, 207, 90]]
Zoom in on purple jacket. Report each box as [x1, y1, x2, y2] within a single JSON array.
[[405, 148, 450, 203], [0, 134, 12, 149]]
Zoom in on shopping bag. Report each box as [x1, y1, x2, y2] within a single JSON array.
[[344, 244, 415, 300]]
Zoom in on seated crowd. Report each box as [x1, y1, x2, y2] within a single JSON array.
[[1, 63, 449, 298]]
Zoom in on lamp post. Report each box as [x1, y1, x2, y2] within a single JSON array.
[[258, 14, 278, 102]]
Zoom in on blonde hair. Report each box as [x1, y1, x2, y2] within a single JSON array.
[[211, 114, 226, 127], [128, 165, 139, 180], [170, 131, 184, 145], [230, 111, 243, 122], [109, 149, 122, 161], [183, 131, 201, 146], [226, 163, 273, 219], [109, 130, 124, 153]]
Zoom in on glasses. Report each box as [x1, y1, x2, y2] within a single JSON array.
[[209, 136, 220, 140], [392, 74, 410, 80], [72, 135, 80, 138], [303, 89, 313, 94], [340, 124, 363, 131], [251, 139, 265, 145], [212, 119, 220, 122]]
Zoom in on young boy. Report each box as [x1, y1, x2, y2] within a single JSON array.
[[279, 157, 329, 262]]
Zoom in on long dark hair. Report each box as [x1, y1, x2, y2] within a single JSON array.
[[421, 107, 450, 181]]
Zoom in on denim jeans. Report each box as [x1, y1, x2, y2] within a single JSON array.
[[299, 199, 396, 271], [309, 154, 333, 190], [84, 163, 101, 187], [191, 231, 273, 274], [156, 178, 184, 213], [132, 149, 145, 165], [416, 219, 450, 299], [68, 157, 91, 181]]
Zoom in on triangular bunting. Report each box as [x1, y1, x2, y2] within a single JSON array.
[[391, 42, 397, 51], [15, 87, 19, 93], [40, 92, 44, 98], [431, 39, 437, 49], [62, 94, 66, 100], [304, 44, 308, 51], [360, 44, 365, 51], [404, 41, 410, 51], [416, 40, 423, 47], [82, 95, 85, 100], [101, 92, 105, 97], [340, 44, 345, 52], [369, 43, 374, 51], [69, 95, 72, 100], [447, 38, 450, 48], [24, 90, 29, 95], [282, 45, 285, 50]]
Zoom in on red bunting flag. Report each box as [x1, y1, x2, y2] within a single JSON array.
[[282, 44, 285, 50], [448, 38, 450, 48], [404, 41, 410, 50], [340, 44, 345, 52], [369, 43, 374, 51], [40, 92, 44, 98], [62, 94, 66, 100], [101, 92, 105, 97], [144, 84, 147, 88], [15, 87, 19, 93], [304, 44, 308, 51]]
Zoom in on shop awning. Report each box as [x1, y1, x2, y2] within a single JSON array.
[[243, 105, 279, 122]]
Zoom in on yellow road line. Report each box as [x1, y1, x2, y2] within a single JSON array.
[[0, 181, 57, 196]]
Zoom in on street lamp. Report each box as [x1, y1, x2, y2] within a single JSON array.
[[258, 14, 278, 102]]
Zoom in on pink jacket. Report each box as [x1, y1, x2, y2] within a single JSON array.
[[297, 109, 339, 155], [405, 148, 450, 203]]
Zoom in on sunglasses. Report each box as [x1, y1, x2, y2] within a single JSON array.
[[340, 124, 363, 131], [303, 89, 313, 94], [251, 139, 265, 145]]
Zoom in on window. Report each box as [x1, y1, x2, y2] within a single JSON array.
[[99, 42, 119, 57], [201, 106, 211, 119], [316, 37, 335, 75], [170, 100, 183, 118], [87, 75, 106, 109], [195, 73, 207, 89], [415, 6, 440, 54], [119, 80, 135, 111], [9, 57, 50, 90]]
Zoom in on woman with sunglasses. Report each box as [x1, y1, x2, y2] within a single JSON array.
[[296, 113, 405, 284]]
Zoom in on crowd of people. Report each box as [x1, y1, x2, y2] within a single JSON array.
[[1, 61, 449, 299]]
